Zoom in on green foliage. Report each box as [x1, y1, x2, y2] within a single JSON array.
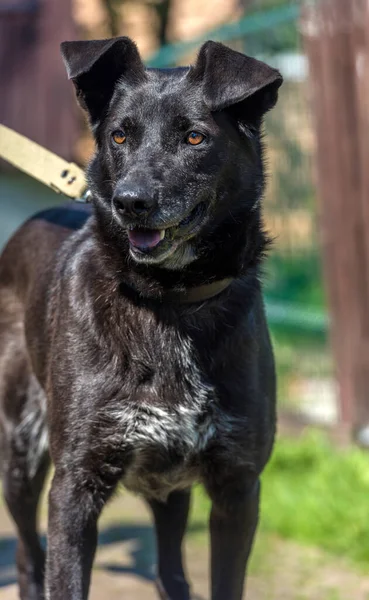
[[191, 431, 369, 569], [266, 101, 315, 211], [264, 253, 327, 339], [244, 1, 300, 53], [265, 253, 325, 308]]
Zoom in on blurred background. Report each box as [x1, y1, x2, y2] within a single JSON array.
[[1, 0, 369, 598]]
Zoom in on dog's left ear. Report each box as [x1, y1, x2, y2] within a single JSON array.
[[190, 41, 283, 122], [61, 37, 146, 126]]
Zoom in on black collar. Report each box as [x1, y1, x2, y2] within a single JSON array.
[[163, 278, 234, 303], [121, 278, 234, 305]]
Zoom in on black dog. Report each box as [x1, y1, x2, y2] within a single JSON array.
[[0, 37, 282, 599]]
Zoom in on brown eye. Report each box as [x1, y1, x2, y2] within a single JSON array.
[[187, 131, 204, 146], [112, 130, 126, 145]]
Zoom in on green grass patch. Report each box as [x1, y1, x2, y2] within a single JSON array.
[[190, 431, 369, 569]]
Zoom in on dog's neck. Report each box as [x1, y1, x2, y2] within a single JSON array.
[[119, 277, 234, 304], [92, 205, 268, 302]]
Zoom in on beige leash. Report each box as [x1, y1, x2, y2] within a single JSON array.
[[0, 124, 89, 202]]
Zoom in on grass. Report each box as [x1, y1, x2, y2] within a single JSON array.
[[190, 430, 369, 570]]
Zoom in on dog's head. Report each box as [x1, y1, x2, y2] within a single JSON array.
[[61, 37, 282, 270]]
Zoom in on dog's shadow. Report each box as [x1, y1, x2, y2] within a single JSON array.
[[0, 522, 205, 595], [0, 524, 155, 587], [97, 523, 157, 580]]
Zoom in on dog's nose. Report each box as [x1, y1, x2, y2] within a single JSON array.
[[113, 185, 157, 217]]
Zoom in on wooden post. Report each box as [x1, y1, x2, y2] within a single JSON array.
[[302, 0, 369, 441], [0, 0, 78, 160]]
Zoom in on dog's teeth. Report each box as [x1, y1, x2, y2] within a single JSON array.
[[159, 230, 165, 240]]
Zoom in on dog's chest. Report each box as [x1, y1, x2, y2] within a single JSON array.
[[112, 334, 218, 500], [122, 401, 216, 500]]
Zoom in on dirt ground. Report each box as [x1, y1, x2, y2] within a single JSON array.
[[0, 491, 368, 600]]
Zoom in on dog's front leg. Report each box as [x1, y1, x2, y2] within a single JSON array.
[[45, 469, 113, 600], [147, 489, 191, 600], [207, 476, 260, 600]]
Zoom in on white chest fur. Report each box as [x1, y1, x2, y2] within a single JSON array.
[[112, 336, 218, 500]]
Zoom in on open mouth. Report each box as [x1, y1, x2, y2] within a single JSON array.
[[127, 201, 207, 255], [128, 229, 165, 250]]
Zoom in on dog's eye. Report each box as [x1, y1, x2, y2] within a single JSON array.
[[112, 130, 126, 145], [186, 131, 204, 146]]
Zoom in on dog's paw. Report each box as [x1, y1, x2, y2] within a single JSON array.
[[155, 577, 199, 600], [155, 579, 170, 600]]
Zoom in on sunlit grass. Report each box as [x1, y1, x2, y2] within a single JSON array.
[[190, 430, 369, 570]]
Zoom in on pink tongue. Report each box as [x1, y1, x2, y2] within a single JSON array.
[[128, 229, 162, 249]]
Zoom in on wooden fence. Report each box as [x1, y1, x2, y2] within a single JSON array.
[[303, 0, 369, 439], [0, 0, 78, 160]]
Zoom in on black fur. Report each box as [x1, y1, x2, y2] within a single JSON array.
[[0, 37, 282, 599]]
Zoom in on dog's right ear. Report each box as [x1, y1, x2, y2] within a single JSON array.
[[190, 41, 282, 125], [61, 37, 146, 126]]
